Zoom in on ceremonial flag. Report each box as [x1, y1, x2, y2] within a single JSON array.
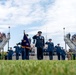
[[21, 31, 31, 49]]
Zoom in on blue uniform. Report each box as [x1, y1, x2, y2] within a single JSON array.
[[20, 47, 26, 60], [8, 50, 13, 60], [25, 48, 30, 60], [14, 46, 20, 60], [61, 49, 66, 60], [33, 35, 45, 60], [55, 46, 61, 60], [46, 42, 54, 60], [21, 32, 31, 60]]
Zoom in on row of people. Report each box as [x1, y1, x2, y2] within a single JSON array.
[[7, 45, 30, 60], [7, 31, 31, 60], [7, 46, 66, 60], [7, 31, 66, 60], [33, 31, 66, 60], [45, 39, 66, 60]]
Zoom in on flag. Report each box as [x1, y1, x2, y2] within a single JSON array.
[[21, 31, 31, 49]]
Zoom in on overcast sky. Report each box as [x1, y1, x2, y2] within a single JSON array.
[[0, 0, 76, 51]]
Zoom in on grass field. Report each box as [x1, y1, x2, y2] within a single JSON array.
[[0, 60, 76, 75]]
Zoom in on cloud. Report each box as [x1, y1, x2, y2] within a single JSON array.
[[0, 0, 53, 32], [44, 0, 76, 34], [28, 0, 76, 37], [1, 0, 76, 33]]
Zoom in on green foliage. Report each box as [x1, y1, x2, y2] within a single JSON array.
[[0, 60, 76, 75]]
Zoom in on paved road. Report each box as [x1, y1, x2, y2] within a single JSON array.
[[12, 55, 59, 60]]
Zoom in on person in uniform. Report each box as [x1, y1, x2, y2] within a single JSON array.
[[55, 44, 61, 60], [21, 31, 31, 60], [25, 34, 31, 59], [14, 44, 20, 60], [17, 41, 26, 60], [61, 47, 66, 60], [33, 31, 45, 60], [20, 46, 26, 60], [46, 39, 54, 60], [8, 47, 13, 60]]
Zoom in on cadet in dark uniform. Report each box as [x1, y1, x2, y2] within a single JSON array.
[[33, 31, 45, 60], [55, 44, 61, 60], [21, 31, 31, 60], [17, 42, 26, 60], [46, 39, 54, 60], [20, 46, 26, 60], [25, 34, 31, 60], [14, 44, 20, 60], [61, 47, 66, 60], [8, 47, 13, 60]]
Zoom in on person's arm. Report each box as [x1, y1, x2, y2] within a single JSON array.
[[33, 39, 35, 44], [32, 35, 37, 44], [14, 46, 16, 48], [45, 42, 48, 44]]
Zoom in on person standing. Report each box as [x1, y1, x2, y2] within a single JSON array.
[[25, 34, 31, 60], [14, 44, 20, 60], [8, 47, 13, 60], [46, 39, 54, 60], [20, 46, 26, 60], [17, 42, 26, 60], [61, 47, 66, 60], [55, 44, 61, 60], [33, 31, 45, 60], [21, 31, 31, 60]]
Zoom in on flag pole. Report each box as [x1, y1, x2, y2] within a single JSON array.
[[63, 27, 67, 51], [24, 30, 25, 33], [8, 26, 10, 51]]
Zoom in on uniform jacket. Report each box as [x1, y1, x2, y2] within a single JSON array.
[[55, 46, 61, 54], [46, 42, 54, 52], [8, 50, 13, 56], [61, 49, 66, 56], [33, 35, 45, 48], [14, 46, 20, 53]]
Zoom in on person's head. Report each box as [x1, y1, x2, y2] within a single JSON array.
[[49, 39, 52, 42], [10, 47, 12, 50], [38, 31, 42, 36], [57, 43, 60, 46]]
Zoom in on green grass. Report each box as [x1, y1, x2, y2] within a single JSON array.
[[0, 60, 76, 75]]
